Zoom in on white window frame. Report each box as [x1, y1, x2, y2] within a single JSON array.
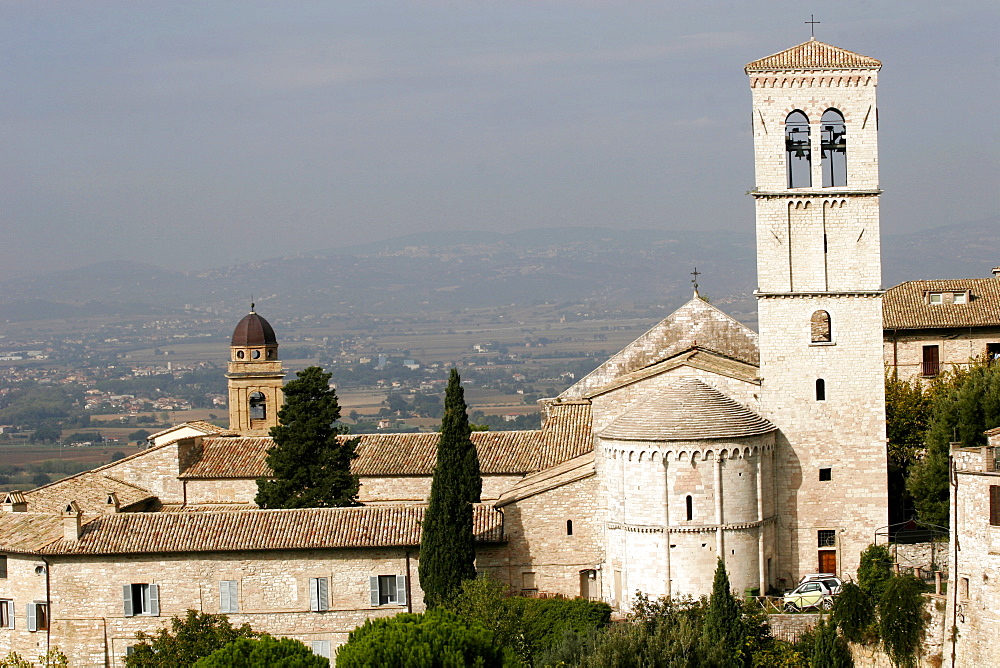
[[123, 583, 160, 617], [311, 640, 331, 659], [369, 575, 407, 607], [309, 577, 329, 612], [219, 580, 239, 614], [0, 599, 13, 629]]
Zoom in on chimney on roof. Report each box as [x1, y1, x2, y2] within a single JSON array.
[[62, 501, 83, 541], [992, 267, 1000, 279], [103, 492, 121, 514], [1, 491, 27, 513]]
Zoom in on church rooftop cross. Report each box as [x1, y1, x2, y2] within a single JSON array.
[[805, 14, 820, 39]]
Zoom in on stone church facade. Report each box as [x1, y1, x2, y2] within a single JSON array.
[[0, 39, 890, 665]]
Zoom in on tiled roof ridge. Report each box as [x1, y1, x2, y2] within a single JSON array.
[[34, 503, 505, 555], [98, 473, 154, 494], [745, 38, 881, 72], [884, 276, 1000, 329]]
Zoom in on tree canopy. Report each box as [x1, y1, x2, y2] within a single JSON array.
[[418, 368, 483, 608], [906, 360, 1000, 527], [255, 366, 360, 509], [193, 635, 328, 667], [125, 610, 256, 668]]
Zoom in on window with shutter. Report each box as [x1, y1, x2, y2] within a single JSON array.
[[124, 584, 159, 616], [219, 580, 239, 613], [311, 640, 331, 659], [309, 578, 329, 612], [27, 602, 36, 632], [0, 599, 13, 629]]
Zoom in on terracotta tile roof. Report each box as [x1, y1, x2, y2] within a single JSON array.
[[745, 39, 880, 72], [181, 429, 551, 480], [532, 402, 593, 470], [24, 472, 156, 514], [598, 377, 775, 441], [0, 513, 63, 553], [159, 503, 258, 512], [560, 297, 758, 399], [884, 278, 1000, 329], [496, 451, 594, 507], [35, 504, 503, 555], [148, 420, 230, 442]]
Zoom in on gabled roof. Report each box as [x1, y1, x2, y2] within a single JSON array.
[[884, 278, 1000, 329], [148, 420, 231, 442], [745, 38, 880, 72], [180, 402, 595, 480], [34, 504, 503, 555], [597, 377, 775, 441], [496, 451, 594, 507], [0, 512, 63, 553], [560, 297, 758, 400], [24, 472, 156, 514]]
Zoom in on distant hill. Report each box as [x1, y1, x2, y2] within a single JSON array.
[[0, 219, 995, 323]]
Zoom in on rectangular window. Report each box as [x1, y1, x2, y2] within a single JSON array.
[[27, 602, 48, 632], [0, 555, 6, 578], [922, 345, 940, 376], [369, 575, 407, 607], [960, 577, 970, 600], [819, 468, 832, 481], [953, 292, 967, 304], [219, 580, 239, 614], [309, 577, 329, 612], [817, 530, 836, 548], [311, 640, 331, 659], [988, 343, 1000, 362], [522, 572, 536, 591], [0, 599, 13, 629], [929, 292, 943, 304], [123, 584, 160, 617], [990, 486, 1000, 526]]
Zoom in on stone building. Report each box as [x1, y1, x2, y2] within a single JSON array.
[[0, 38, 892, 665], [884, 268, 1000, 382], [946, 428, 1000, 665]]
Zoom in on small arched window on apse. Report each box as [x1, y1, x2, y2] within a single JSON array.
[[566, 520, 573, 536], [815, 379, 826, 401], [821, 109, 847, 187], [785, 110, 812, 188], [249, 392, 266, 420], [810, 310, 832, 343], [685, 495, 693, 521]]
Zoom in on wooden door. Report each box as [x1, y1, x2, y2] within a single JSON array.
[[819, 550, 837, 573]]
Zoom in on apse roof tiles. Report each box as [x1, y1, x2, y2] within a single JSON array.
[[598, 377, 775, 441]]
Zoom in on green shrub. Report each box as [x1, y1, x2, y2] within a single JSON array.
[[877, 576, 926, 668], [520, 596, 612, 659], [832, 582, 874, 644], [125, 610, 256, 667], [809, 617, 853, 667], [194, 635, 328, 667], [857, 545, 893, 599], [335, 609, 505, 668]]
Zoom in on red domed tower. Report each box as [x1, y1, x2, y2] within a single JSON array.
[[226, 304, 285, 434]]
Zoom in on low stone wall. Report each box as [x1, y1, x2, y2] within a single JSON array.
[[891, 541, 950, 579], [768, 613, 821, 643], [850, 593, 946, 668]]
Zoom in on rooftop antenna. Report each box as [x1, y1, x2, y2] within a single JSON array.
[[805, 14, 820, 39], [691, 268, 701, 298]]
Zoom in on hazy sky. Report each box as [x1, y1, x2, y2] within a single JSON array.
[[1, 1, 997, 280]]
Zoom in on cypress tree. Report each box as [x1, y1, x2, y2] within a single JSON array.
[[419, 369, 482, 608], [810, 616, 853, 668], [702, 558, 741, 666], [255, 366, 360, 509]]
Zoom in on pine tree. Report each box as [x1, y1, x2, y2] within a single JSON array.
[[702, 558, 741, 666], [255, 366, 359, 509], [419, 369, 482, 608]]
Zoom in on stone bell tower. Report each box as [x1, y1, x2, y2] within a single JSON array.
[[745, 39, 888, 583], [227, 305, 285, 435]]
